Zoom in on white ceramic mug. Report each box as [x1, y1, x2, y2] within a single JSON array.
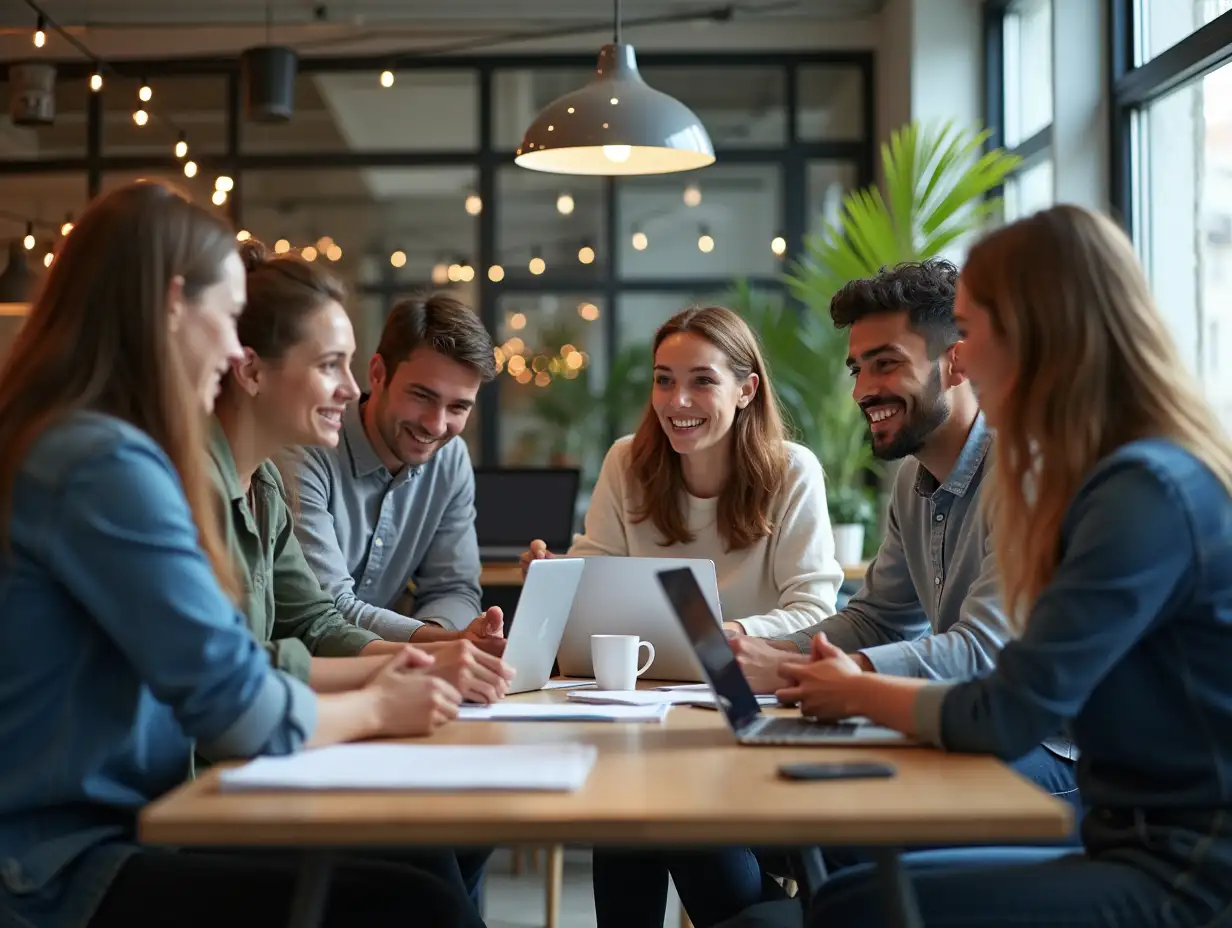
[[591, 634, 655, 690]]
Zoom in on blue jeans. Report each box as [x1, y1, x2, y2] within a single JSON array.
[[807, 808, 1232, 927], [591, 847, 788, 928]]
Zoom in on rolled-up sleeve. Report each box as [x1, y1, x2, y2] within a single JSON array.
[[51, 442, 317, 759]]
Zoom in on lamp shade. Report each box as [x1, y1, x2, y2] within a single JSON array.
[[515, 44, 715, 176], [0, 240, 36, 305]]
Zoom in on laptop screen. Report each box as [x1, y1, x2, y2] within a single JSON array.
[[473, 468, 580, 550], [655, 567, 763, 732]]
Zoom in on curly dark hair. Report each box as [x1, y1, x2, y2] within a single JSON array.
[[829, 258, 960, 357]]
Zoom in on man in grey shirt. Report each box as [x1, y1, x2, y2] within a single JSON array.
[[733, 259, 1076, 800], [294, 293, 507, 655]]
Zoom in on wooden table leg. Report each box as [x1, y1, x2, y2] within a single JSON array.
[[287, 851, 332, 928], [545, 844, 564, 928]]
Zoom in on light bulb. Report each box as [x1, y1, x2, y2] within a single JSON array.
[[174, 138, 188, 158], [447, 263, 461, 282], [215, 175, 233, 192], [578, 302, 601, 321], [488, 264, 505, 282], [390, 250, 407, 268], [459, 264, 475, 282], [631, 230, 648, 251], [211, 189, 227, 206], [183, 160, 198, 178], [43, 251, 54, 268], [60, 215, 73, 236], [603, 144, 632, 163], [274, 239, 291, 254], [529, 256, 546, 275], [577, 245, 595, 265], [132, 109, 148, 126], [23, 229, 35, 250], [683, 184, 702, 207], [431, 262, 449, 285], [89, 72, 103, 92], [771, 235, 787, 256], [326, 244, 342, 262], [509, 312, 527, 330], [380, 69, 395, 88], [34, 16, 45, 48], [698, 231, 714, 254], [316, 236, 333, 251], [556, 193, 574, 215], [236, 229, 251, 242], [138, 83, 152, 103], [464, 193, 482, 216], [301, 245, 318, 261]]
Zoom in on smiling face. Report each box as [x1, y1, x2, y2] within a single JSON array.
[[243, 300, 360, 448], [651, 330, 758, 460], [846, 311, 952, 461], [366, 347, 482, 470], [953, 280, 1014, 428], [173, 250, 247, 413]]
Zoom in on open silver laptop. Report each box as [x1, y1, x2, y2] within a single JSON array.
[[555, 557, 722, 682], [504, 558, 586, 694], [656, 567, 913, 746]]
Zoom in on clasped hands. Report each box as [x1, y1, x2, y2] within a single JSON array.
[[731, 632, 871, 721]]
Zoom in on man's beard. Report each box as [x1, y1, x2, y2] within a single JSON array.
[[868, 363, 950, 461]]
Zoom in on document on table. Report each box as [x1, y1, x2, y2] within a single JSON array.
[[217, 743, 598, 792], [541, 679, 596, 690], [567, 689, 780, 708], [455, 702, 672, 723]]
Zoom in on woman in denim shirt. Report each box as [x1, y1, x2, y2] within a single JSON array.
[[776, 204, 1232, 926], [0, 181, 479, 928]]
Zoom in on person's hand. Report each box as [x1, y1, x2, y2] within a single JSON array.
[[366, 646, 462, 737], [775, 633, 864, 721], [461, 606, 507, 656], [421, 639, 514, 705], [722, 621, 747, 638], [518, 539, 556, 578], [729, 636, 803, 694]]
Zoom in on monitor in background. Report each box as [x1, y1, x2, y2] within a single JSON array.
[[474, 467, 580, 561]]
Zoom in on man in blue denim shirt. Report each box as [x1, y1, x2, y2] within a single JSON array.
[[732, 260, 1077, 801]]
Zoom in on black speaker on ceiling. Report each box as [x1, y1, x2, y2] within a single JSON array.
[[240, 45, 298, 123]]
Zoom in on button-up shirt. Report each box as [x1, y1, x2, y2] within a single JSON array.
[[206, 419, 379, 681], [292, 399, 483, 639], [781, 413, 1010, 679]]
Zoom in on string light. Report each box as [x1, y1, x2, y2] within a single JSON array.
[[631, 229, 648, 251], [138, 79, 152, 103], [458, 262, 475, 282], [301, 245, 318, 261], [488, 264, 505, 282], [697, 226, 714, 253], [431, 261, 449, 285], [316, 236, 333, 252], [770, 234, 787, 256], [556, 192, 575, 215], [578, 302, 600, 321], [43, 250, 54, 268], [175, 132, 188, 158], [183, 160, 198, 178], [215, 176, 234, 193], [577, 243, 595, 265], [683, 184, 702, 207], [380, 69, 395, 88], [89, 71, 103, 92], [464, 193, 482, 216], [236, 230, 251, 242], [34, 14, 46, 48], [23, 223, 35, 251], [390, 250, 407, 268], [211, 190, 227, 206], [60, 214, 73, 236], [274, 239, 291, 254], [529, 247, 546, 276], [132, 108, 148, 127], [326, 243, 342, 262]]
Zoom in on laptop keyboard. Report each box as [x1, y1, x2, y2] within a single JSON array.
[[751, 717, 863, 741]]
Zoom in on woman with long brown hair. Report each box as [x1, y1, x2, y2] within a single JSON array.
[[523, 305, 843, 928], [522, 304, 843, 638], [0, 181, 481, 928], [779, 204, 1232, 926]]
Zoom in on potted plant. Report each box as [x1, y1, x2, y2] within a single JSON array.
[[740, 120, 1020, 562]]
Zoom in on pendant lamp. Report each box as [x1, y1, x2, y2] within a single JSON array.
[[514, 0, 715, 176]]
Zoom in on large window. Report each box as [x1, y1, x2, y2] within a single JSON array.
[[1114, 2, 1232, 429], [986, 0, 1055, 220], [0, 53, 873, 477]]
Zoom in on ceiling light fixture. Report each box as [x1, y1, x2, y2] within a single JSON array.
[[514, 0, 714, 176]]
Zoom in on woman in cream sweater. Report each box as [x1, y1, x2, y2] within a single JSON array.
[[521, 304, 843, 639]]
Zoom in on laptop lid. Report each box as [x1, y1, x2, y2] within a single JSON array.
[[474, 468, 580, 554], [656, 567, 763, 735], [504, 557, 587, 694]]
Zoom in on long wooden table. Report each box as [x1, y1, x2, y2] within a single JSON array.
[[141, 687, 1072, 927]]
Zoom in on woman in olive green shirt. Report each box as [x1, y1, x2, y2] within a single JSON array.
[[209, 239, 511, 704]]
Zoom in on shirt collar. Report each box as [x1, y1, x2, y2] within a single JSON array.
[[913, 411, 991, 499], [343, 396, 390, 478]]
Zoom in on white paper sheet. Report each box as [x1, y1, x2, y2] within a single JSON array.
[[455, 702, 672, 723], [567, 690, 780, 708], [217, 743, 598, 792], [541, 679, 596, 690]]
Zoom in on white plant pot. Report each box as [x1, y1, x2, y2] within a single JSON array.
[[832, 523, 865, 567]]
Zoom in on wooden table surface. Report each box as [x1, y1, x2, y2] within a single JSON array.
[[480, 562, 871, 587], [140, 686, 1071, 850]]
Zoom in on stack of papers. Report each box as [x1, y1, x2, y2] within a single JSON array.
[[217, 743, 598, 792], [456, 702, 672, 723], [566, 690, 780, 708]]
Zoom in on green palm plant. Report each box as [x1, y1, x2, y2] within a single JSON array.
[[741, 120, 1020, 543]]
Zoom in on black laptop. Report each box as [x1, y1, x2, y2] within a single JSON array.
[[656, 567, 912, 746]]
